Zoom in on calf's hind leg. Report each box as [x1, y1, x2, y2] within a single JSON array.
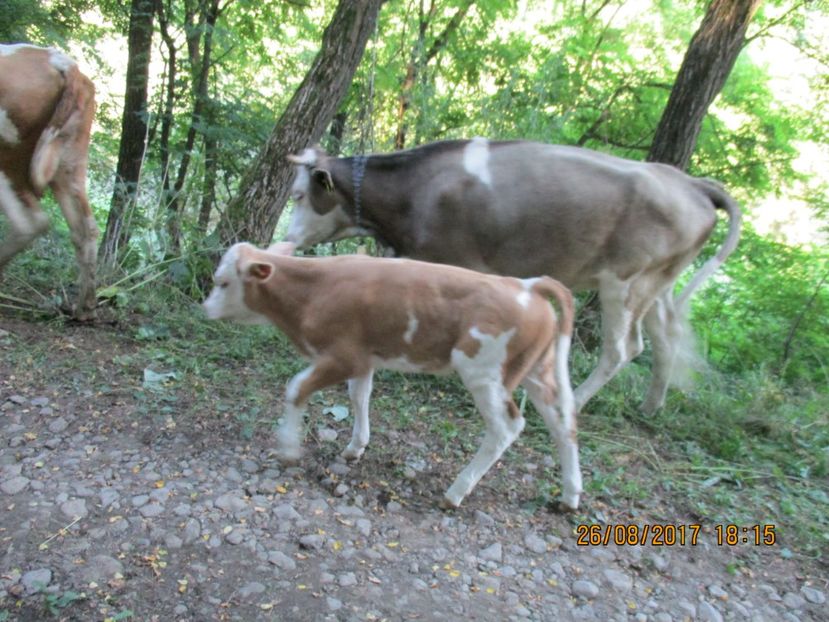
[[342, 371, 374, 461]]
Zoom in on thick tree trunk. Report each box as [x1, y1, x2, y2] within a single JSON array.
[[647, 0, 761, 170], [99, 0, 154, 266], [215, 0, 384, 246]]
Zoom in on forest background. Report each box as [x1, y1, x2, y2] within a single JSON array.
[[1, 0, 828, 560]]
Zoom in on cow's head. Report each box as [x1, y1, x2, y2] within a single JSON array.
[[284, 147, 366, 248]]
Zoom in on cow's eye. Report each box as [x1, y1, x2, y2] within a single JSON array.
[[292, 192, 304, 202]]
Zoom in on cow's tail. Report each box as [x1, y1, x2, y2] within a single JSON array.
[[676, 179, 742, 310], [30, 61, 95, 193], [532, 277, 576, 415]]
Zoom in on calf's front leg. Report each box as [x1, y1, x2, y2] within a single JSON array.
[[277, 358, 352, 463]]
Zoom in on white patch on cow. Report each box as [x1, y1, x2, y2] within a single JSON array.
[[0, 108, 20, 145], [0, 172, 48, 236], [516, 277, 540, 309], [403, 312, 419, 344], [463, 137, 492, 187], [202, 243, 270, 325], [47, 48, 76, 73]]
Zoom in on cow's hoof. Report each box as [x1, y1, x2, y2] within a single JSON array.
[[275, 446, 303, 465]]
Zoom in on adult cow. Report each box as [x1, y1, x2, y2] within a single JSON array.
[[285, 138, 741, 413], [0, 44, 97, 320]]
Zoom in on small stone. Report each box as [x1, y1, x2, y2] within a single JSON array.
[[653, 613, 672, 622], [139, 502, 164, 518], [338, 572, 358, 587], [326, 597, 343, 611], [650, 554, 669, 572], [8, 395, 27, 405], [603, 568, 633, 592], [131, 494, 150, 507], [44, 437, 61, 449], [1, 476, 30, 495], [801, 586, 826, 605], [333, 483, 349, 497], [697, 601, 724, 622], [21, 568, 52, 594], [299, 534, 324, 550], [182, 518, 201, 543], [273, 503, 301, 521], [81, 555, 123, 584], [571, 580, 599, 599], [474, 510, 495, 527], [238, 582, 266, 598], [215, 493, 247, 513], [99, 488, 120, 508], [30, 397, 50, 407], [782, 592, 806, 610], [165, 534, 183, 549], [60, 498, 87, 519], [48, 417, 69, 433], [708, 584, 728, 599], [241, 459, 259, 473], [173, 503, 192, 517], [524, 532, 547, 555], [356, 518, 372, 538], [225, 529, 244, 545], [318, 428, 338, 442], [479, 542, 502, 562], [267, 551, 297, 571]]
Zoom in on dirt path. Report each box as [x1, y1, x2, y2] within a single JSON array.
[[0, 317, 826, 621]]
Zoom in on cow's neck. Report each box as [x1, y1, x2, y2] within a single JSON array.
[[334, 157, 414, 255]]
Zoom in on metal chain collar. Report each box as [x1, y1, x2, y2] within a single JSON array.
[[351, 154, 368, 228]]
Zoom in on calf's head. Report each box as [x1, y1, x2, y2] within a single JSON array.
[[285, 147, 360, 248], [203, 242, 291, 325]]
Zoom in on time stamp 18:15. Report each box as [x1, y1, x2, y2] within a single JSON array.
[[575, 523, 777, 547]]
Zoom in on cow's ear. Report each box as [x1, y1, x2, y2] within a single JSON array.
[[312, 168, 334, 193], [240, 260, 273, 282]]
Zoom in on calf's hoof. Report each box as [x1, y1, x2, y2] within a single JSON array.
[[438, 495, 461, 511], [340, 446, 365, 462]]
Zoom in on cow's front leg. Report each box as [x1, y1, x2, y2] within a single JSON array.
[[342, 371, 374, 461]]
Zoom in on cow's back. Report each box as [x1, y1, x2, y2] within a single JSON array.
[[404, 140, 718, 290]]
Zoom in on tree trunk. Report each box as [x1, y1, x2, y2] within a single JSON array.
[[214, 0, 384, 247], [197, 117, 218, 234], [99, 0, 154, 266], [166, 0, 220, 253], [647, 0, 761, 170]]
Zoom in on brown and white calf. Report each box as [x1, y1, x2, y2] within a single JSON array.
[[0, 44, 97, 319], [204, 242, 582, 509]]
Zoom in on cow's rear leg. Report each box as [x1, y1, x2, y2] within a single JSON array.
[[342, 371, 374, 461], [574, 274, 645, 411], [0, 175, 50, 271], [52, 172, 98, 320], [641, 289, 695, 414], [442, 381, 524, 509], [278, 357, 356, 463]]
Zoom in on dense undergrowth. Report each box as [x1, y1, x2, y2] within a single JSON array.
[[1, 220, 827, 566]]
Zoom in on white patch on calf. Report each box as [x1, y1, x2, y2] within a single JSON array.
[[47, 48, 76, 73], [0, 44, 35, 57], [202, 244, 269, 325], [403, 312, 419, 344], [372, 355, 429, 374], [0, 108, 20, 144], [516, 277, 540, 309], [463, 137, 492, 187]]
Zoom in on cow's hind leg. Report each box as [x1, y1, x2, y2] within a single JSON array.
[[641, 289, 697, 413], [342, 371, 374, 461], [0, 173, 49, 270], [52, 170, 98, 320], [574, 273, 645, 411]]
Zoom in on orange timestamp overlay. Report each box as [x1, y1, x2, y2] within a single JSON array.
[[575, 523, 777, 547]]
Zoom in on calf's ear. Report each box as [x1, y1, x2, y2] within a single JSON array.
[[312, 168, 334, 193], [240, 260, 274, 282]]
